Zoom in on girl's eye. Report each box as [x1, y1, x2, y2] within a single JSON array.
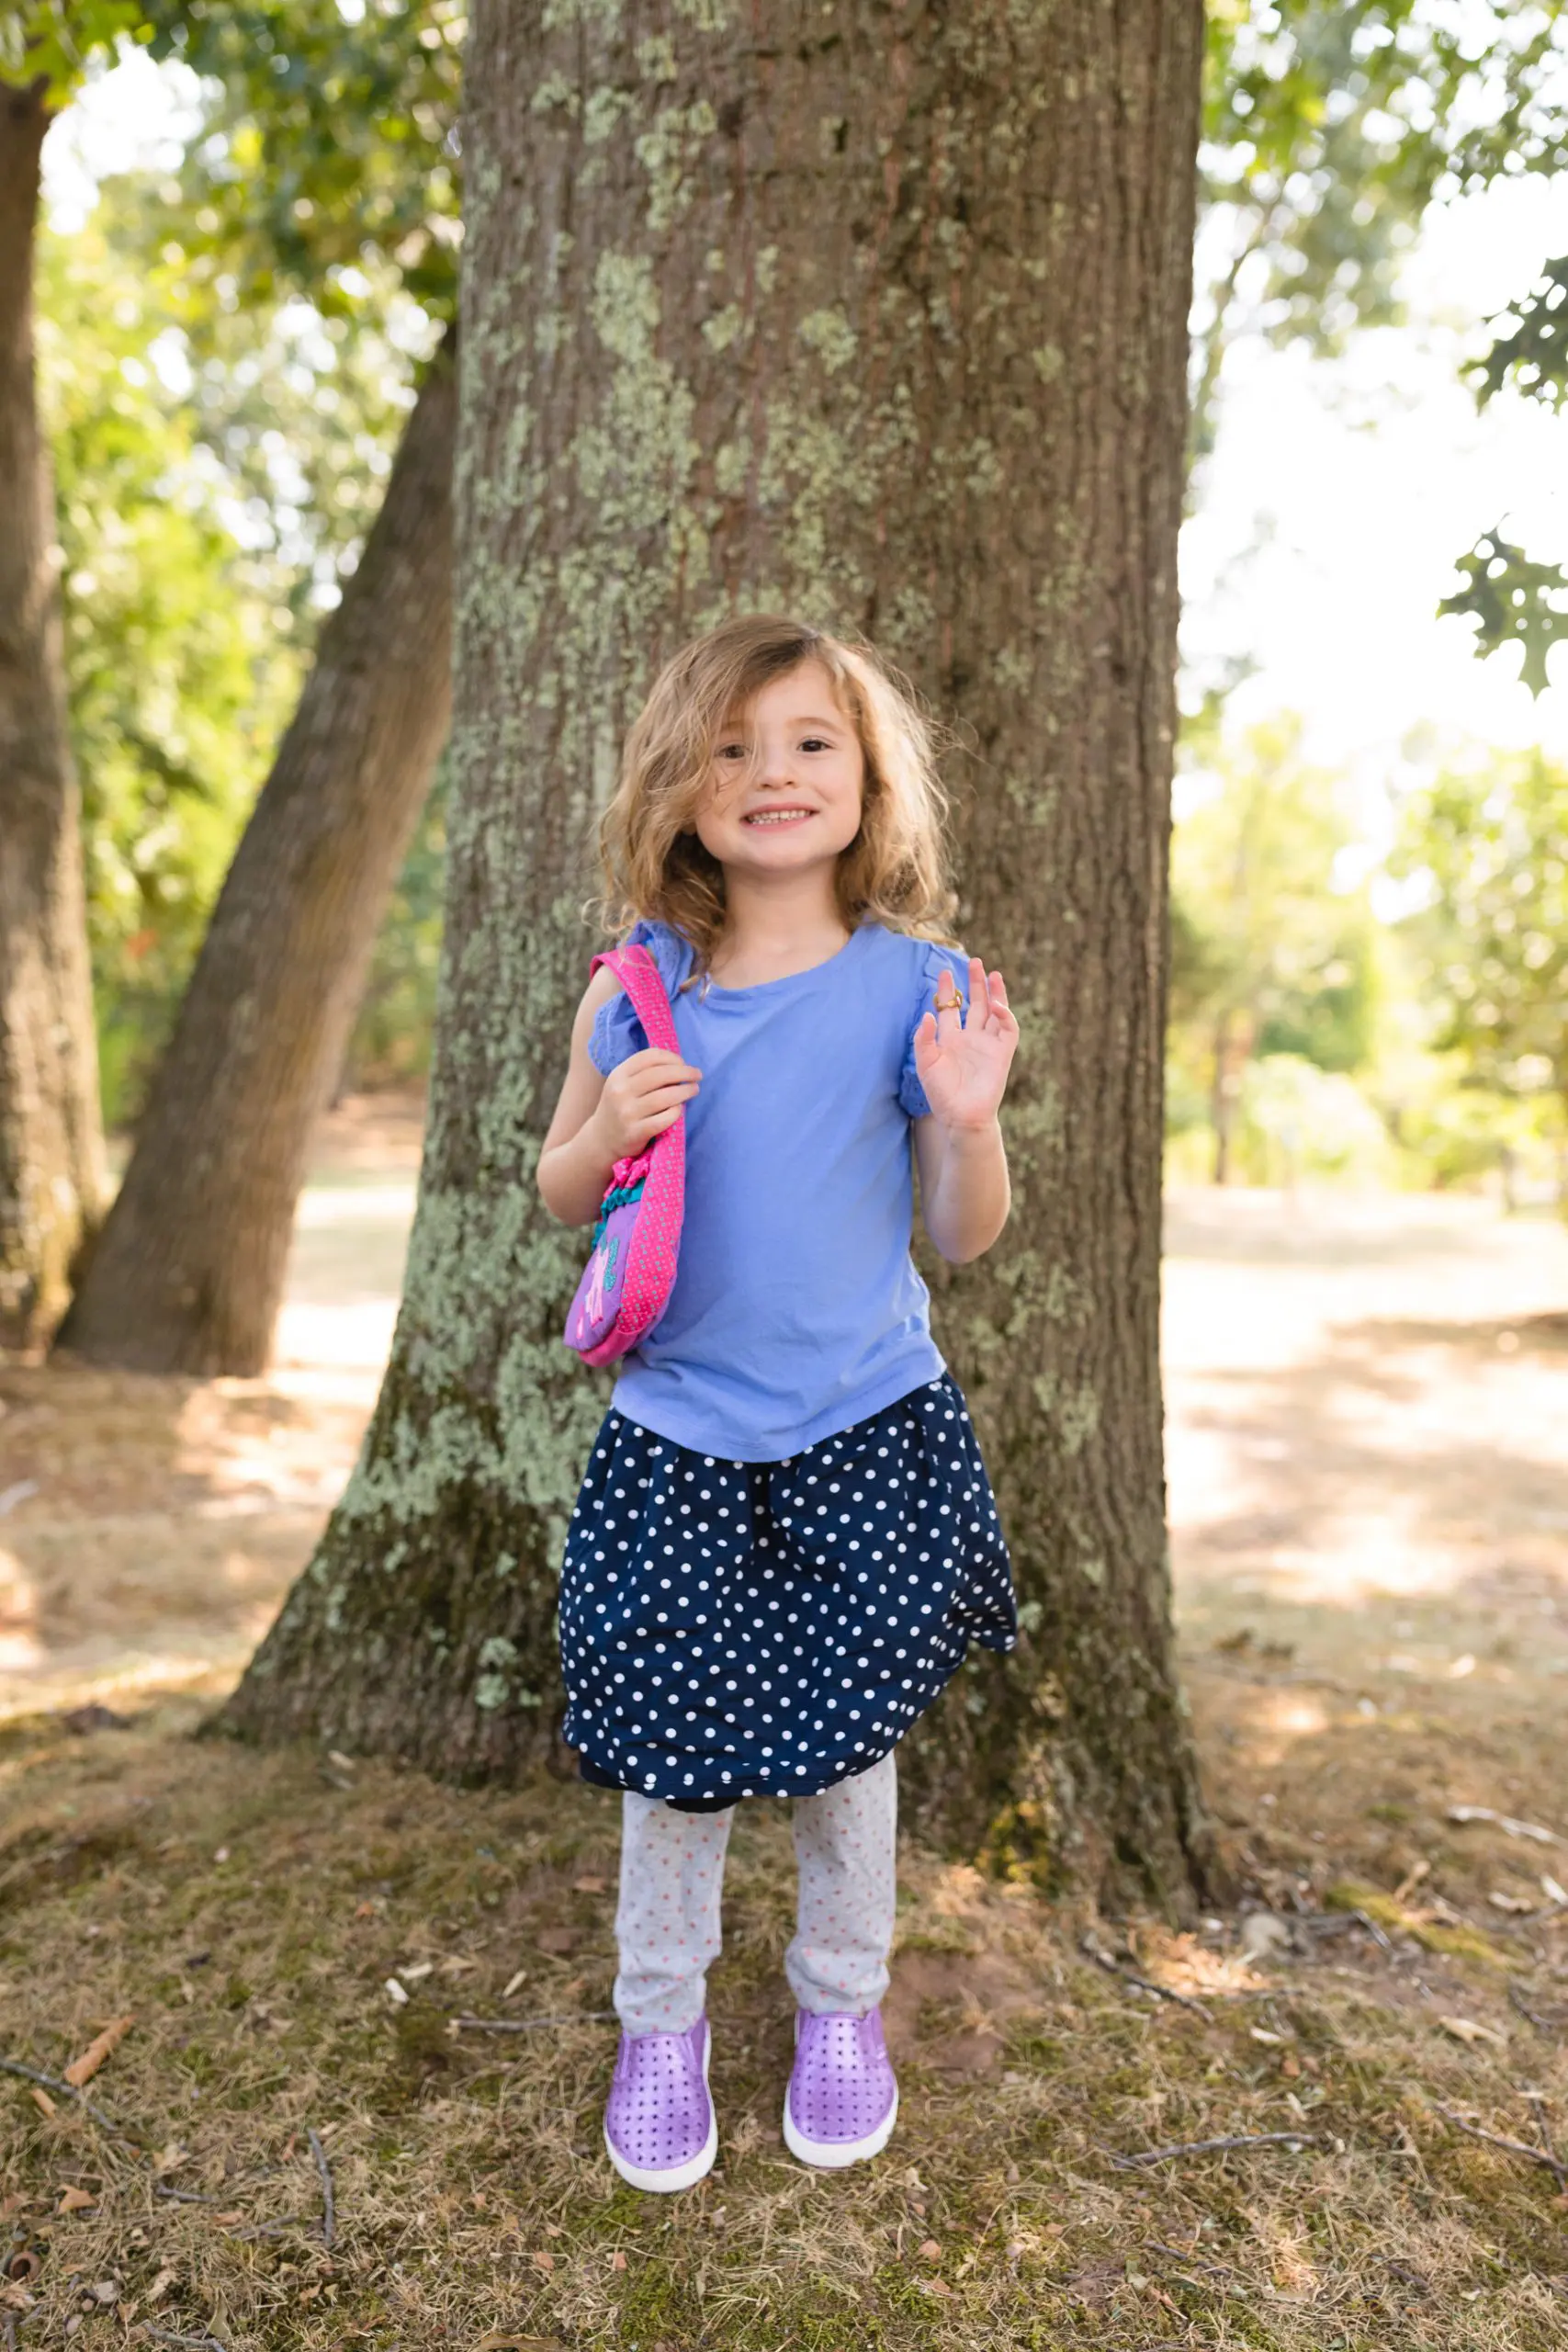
[[799, 737, 830, 752], [716, 743, 747, 761]]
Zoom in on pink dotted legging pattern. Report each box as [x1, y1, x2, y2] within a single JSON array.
[[612, 1750, 898, 2037]]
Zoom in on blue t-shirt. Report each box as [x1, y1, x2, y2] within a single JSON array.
[[588, 919, 968, 1463]]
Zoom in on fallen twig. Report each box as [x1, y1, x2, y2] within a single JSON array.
[[1478, 1904, 1568, 1939], [1449, 1805, 1565, 1850], [306, 2127, 334, 2250], [1524, 2089, 1561, 2162], [0, 2052, 127, 2134], [226, 2211, 319, 2240], [155, 2165, 318, 2236], [1145, 2239, 1233, 2277], [138, 2330, 229, 2351], [451, 2010, 615, 2032], [1374, 2255, 1431, 2296], [1433, 2104, 1568, 2187], [1298, 1908, 1394, 1953], [1110, 2130, 1322, 2170], [1510, 1981, 1568, 2032], [1079, 1937, 1213, 2022]]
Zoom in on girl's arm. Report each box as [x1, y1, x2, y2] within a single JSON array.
[[914, 1114, 1011, 1264], [911, 959, 1019, 1264], [536, 967, 703, 1227]]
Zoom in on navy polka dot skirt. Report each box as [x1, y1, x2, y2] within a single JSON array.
[[558, 1374, 1016, 1811]]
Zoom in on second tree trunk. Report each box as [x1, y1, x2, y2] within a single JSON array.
[[57, 331, 457, 1376]]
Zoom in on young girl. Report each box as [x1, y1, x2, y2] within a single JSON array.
[[537, 615, 1019, 2192]]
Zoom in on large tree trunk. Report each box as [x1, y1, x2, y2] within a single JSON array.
[[225, 0, 1211, 1906], [0, 78, 106, 1351], [56, 330, 457, 1376]]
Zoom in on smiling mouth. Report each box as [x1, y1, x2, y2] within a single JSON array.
[[742, 807, 816, 827]]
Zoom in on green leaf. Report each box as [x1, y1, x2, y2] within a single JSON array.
[[1190, 2, 1568, 473], [1439, 532, 1568, 699], [1474, 254, 1568, 411], [38, 173, 421, 1124], [139, 0, 463, 321], [1, 2, 150, 97]]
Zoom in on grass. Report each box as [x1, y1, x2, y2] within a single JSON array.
[[4, 1677, 1567, 2352], [6, 1183, 1568, 2345]]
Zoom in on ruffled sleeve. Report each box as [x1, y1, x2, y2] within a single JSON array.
[[588, 920, 694, 1076], [898, 941, 969, 1119]]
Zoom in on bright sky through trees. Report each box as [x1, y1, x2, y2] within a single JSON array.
[[44, 40, 1568, 779], [1185, 166, 1568, 766]]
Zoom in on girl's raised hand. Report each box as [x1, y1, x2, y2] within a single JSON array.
[[912, 957, 1019, 1131], [591, 1046, 702, 1162]]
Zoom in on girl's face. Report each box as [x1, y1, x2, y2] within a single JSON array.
[[694, 659, 866, 882]]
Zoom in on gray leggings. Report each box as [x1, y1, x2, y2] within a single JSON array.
[[613, 1750, 897, 2037]]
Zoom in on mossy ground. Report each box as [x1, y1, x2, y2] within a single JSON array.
[[5, 1176, 1568, 2346], [3, 1656, 1566, 2352]]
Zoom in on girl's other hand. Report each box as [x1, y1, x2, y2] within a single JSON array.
[[589, 1046, 702, 1162], [912, 957, 1019, 1131]]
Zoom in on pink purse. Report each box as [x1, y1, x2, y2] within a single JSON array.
[[562, 944, 686, 1367]]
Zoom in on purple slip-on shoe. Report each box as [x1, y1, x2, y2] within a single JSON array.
[[783, 2006, 898, 2169], [604, 2014, 717, 2193]]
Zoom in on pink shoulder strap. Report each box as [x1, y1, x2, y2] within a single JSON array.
[[591, 942, 680, 1055]]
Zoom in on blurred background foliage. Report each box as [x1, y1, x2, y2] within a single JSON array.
[[1166, 718, 1568, 1197], [39, 198, 300, 1127], [39, 180, 440, 1121], [1194, 0, 1568, 463], [34, 0, 457, 1125], [26, 0, 1568, 1201]]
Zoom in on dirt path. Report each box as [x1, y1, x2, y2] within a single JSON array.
[[0, 1098, 422, 1717], [1164, 1190, 1568, 1899], [1167, 1185, 1568, 1622]]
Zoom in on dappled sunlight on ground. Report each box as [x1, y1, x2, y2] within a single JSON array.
[[1166, 1185, 1568, 1621], [1163, 1186, 1568, 1962], [1242, 1690, 1332, 1769], [0, 1097, 424, 1720]]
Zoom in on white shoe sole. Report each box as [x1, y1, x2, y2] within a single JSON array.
[[604, 2030, 718, 2195], [783, 2086, 898, 2170]]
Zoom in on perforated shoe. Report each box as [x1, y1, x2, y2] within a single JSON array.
[[604, 2015, 717, 2193], [783, 2007, 898, 2169]]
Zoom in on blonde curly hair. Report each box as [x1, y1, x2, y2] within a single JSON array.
[[596, 615, 959, 974]]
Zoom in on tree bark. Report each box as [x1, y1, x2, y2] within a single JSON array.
[[56, 330, 457, 1376], [0, 77, 106, 1351], [1211, 1004, 1252, 1185], [224, 0, 1212, 1906], [1212, 1010, 1235, 1184]]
